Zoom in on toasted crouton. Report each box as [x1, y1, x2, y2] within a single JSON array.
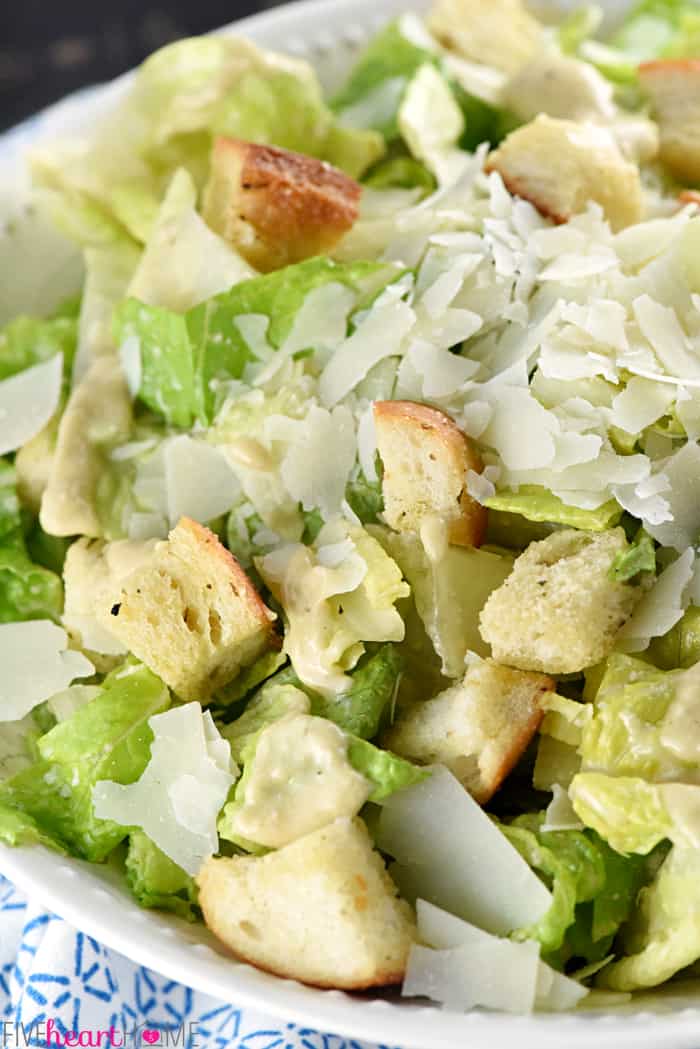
[[384, 659, 552, 803], [680, 190, 700, 207], [63, 537, 158, 670], [485, 115, 643, 232], [639, 60, 700, 182], [202, 137, 361, 272], [479, 528, 642, 674], [40, 357, 132, 538], [197, 817, 416, 989], [373, 401, 487, 548], [428, 0, 542, 75], [107, 517, 277, 699]]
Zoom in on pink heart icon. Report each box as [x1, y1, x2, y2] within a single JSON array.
[[142, 1032, 159, 1045]]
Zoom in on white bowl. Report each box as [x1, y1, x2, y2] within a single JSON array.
[[2, 1, 700, 1045]]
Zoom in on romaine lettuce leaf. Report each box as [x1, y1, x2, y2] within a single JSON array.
[[221, 680, 311, 764], [484, 486, 622, 531], [610, 0, 700, 61], [600, 845, 700, 990], [333, 21, 438, 141], [114, 299, 196, 428], [647, 605, 700, 670], [609, 532, 656, 582], [0, 462, 63, 624], [310, 644, 403, 740], [0, 664, 170, 860], [0, 310, 77, 382], [363, 153, 436, 194], [187, 257, 388, 422], [125, 830, 199, 921], [347, 736, 427, 801], [570, 773, 672, 854], [502, 814, 606, 955], [579, 653, 695, 782], [345, 472, 384, 525]]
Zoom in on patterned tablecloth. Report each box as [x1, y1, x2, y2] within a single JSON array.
[[0, 876, 390, 1049]]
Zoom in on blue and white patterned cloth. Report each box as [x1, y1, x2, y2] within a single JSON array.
[[0, 876, 391, 1049]]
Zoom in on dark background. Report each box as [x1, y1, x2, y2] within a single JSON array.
[[0, 1, 284, 131]]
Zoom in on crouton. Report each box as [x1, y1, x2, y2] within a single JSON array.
[[202, 137, 361, 273], [40, 357, 132, 538], [373, 401, 487, 548], [485, 115, 643, 232], [107, 517, 277, 699], [680, 190, 700, 207], [639, 60, 700, 182], [384, 659, 552, 803], [504, 52, 616, 124], [479, 528, 642, 674], [428, 0, 542, 76], [63, 537, 157, 670], [197, 817, 416, 989]]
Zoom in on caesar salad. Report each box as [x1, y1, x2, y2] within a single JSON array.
[[2, 0, 700, 1015]]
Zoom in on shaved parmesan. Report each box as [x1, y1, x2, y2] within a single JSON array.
[[410, 900, 588, 1013], [164, 435, 240, 527], [47, 684, 101, 722], [92, 703, 236, 876], [0, 621, 94, 722], [279, 405, 356, 519], [377, 765, 551, 936], [542, 784, 584, 832], [633, 295, 700, 380], [0, 354, 63, 455], [319, 299, 415, 407], [610, 377, 676, 434], [646, 443, 700, 551], [617, 548, 694, 653]]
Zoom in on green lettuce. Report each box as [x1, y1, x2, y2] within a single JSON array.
[[610, 0, 700, 61], [0, 462, 63, 624], [570, 773, 672, 855], [311, 644, 403, 740], [579, 654, 692, 782], [0, 664, 170, 860], [0, 309, 78, 382], [32, 35, 383, 249], [125, 830, 199, 921], [114, 299, 196, 428], [600, 845, 700, 990], [502, 815, 606, 955], [347, 736, 427, 801], [363, 153, 436, 194], [609, 532, 656, 582], [116, 258, 389, 425], [221, 680, 311, 764], [333, 19, 512, 156], [345, 472, 384, 525], [647, 605, 700, 670], [484, 486, 622, 531]]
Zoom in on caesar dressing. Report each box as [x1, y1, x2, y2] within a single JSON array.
[[660, 663, 700, 764], [660, 783, 700, 848], [230, 714, 371, 848], [419, 514, 450, 565]]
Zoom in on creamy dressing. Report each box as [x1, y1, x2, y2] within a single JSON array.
[[419, 514, 450, 565], [230, 714, 371, 848], [660, 663, 700, 764]]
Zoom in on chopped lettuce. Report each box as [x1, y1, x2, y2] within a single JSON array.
[[600, 845, 700, 990], [114, 299, 196, 428], [333, 21, 438, 141], [609, 531, 656, 582], [187, 258, 388, 422], [377, 527, 512, 676], [502, 814, 606, 955], [311, 644, 403, 740], [0, 462, 63, 624], [125, 830, 199, 921], [363, 153, 436, 194], [0, 664, 169, 860], [610, 0, 700, 61], [570, 773, 672, 854], [485, 486, 622, 531], [579, 654, 693, 782], [648, 604, 700, 670], [258, 519, 409, 697], [347, 736, 427, 801], [221, 680, 311, 764], [345, 472, 384, 525], [0, 309, 77, 382]]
